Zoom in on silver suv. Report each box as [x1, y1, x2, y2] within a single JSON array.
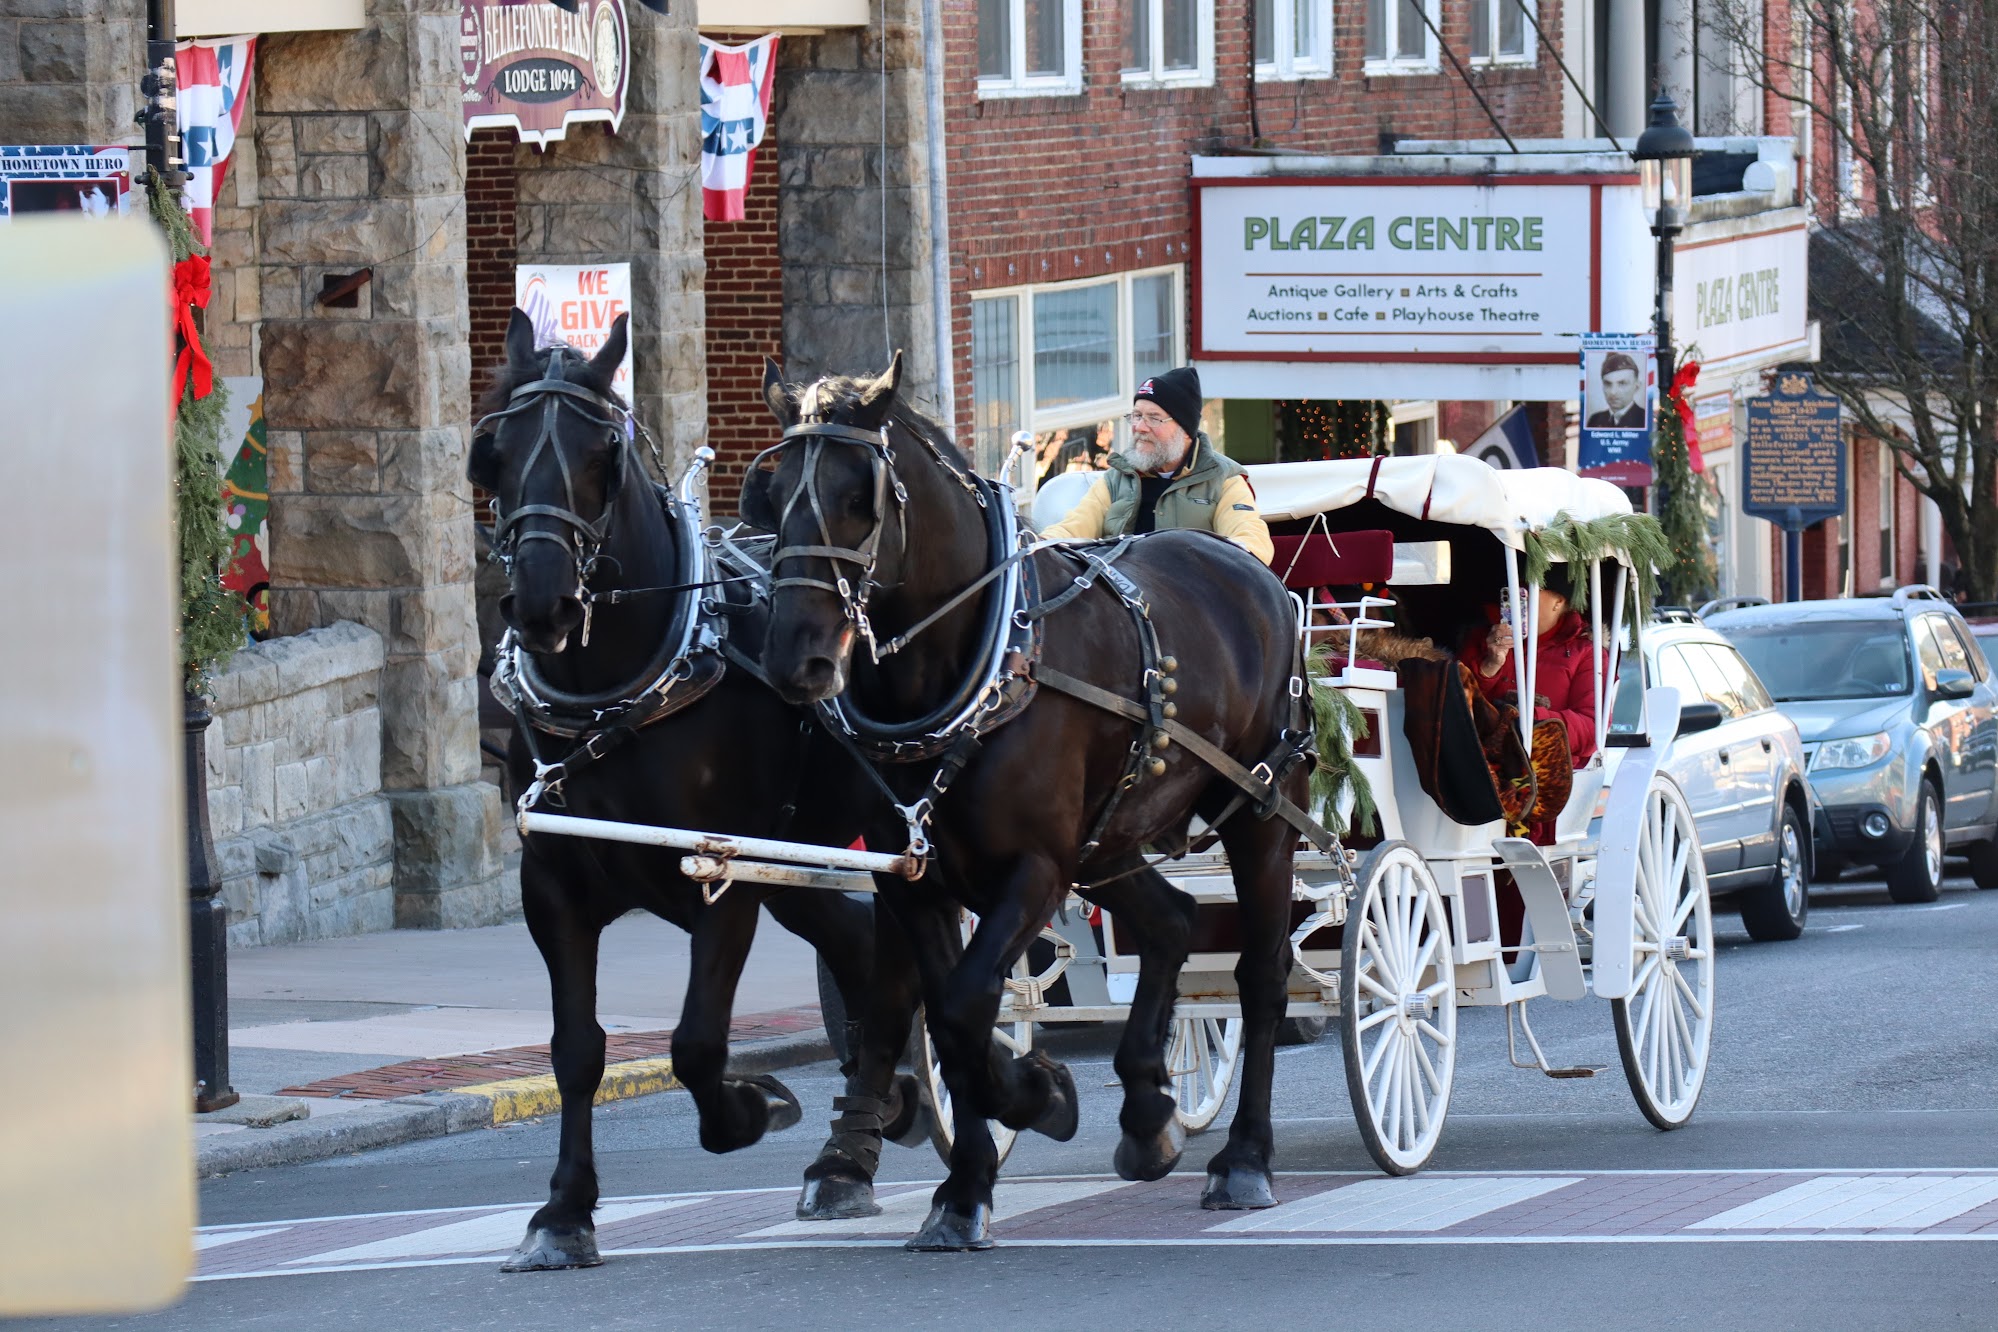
[[1609, 616, 1816, 940], [1706, 587, 1998, 902]]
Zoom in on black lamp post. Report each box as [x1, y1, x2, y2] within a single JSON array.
[[1631, 90, 1697, 445], [143, 0, 238, 1113]]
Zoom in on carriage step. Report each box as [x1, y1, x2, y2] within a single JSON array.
[[1505, 1000, 1606, 1079]]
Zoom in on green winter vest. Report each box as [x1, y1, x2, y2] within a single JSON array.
[[1099, 434, 1244, 537]]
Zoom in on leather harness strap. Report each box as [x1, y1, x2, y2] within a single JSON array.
[[1033, 665, 1339, 855]]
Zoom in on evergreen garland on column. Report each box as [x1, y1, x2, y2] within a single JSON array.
[[149, 169, 242, 689], [1653, 365, 1716, 606]]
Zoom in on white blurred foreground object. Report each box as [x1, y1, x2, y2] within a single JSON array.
[[0, 218, 193, 1314]]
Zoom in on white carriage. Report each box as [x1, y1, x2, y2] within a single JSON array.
[[981, 453, 1716, 1174]]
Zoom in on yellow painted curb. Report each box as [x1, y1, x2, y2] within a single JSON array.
[[454, 1056, 681, 1125]]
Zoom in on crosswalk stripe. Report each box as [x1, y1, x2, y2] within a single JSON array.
[[1690, 1175, 1998, 1231], [742, 1179, 1130, 1237], [286, 1199, 702, 1265], [1207, 1176, 1582, 1233]]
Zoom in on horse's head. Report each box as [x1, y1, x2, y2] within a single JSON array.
[[749, 352, 910, 704], [469, 308, 632, 655]]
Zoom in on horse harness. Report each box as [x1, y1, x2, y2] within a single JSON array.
[[481, 350, 739, 812], [755, 416, 1341, 874]]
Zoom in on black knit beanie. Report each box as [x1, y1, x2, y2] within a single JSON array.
[[1135, 366, 1203, 444]]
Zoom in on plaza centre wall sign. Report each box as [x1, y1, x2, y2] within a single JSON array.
[[1194, 174, 1626, 364], [1669, 212, 1809, 372], [461, 0, 629, 146]]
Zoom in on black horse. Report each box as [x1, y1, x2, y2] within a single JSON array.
[[469, 310, 923, 1271], [751, 354, 1316, 1250]]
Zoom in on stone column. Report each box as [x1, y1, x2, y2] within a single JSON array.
[[255, 0, 507, 929], [512, 6, 707, 473], [0, 0, 139, 144], [774, 0, 942, 417]]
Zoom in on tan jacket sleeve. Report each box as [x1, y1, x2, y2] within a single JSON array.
[[1040, 476, 1113, 541], [1214, 474, 1275, 565]]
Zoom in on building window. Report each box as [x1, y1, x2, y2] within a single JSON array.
[[979, 0, 1082, 97], [1125, 0, 1215, 85], [968, 267, 1184, 477], [1365, 0, 1437, 70], [1467, 0, 1531, 64], [971, 295, 1022, 476], [1878, 441, 1896, 584], [1254, 0, 1332, 79]]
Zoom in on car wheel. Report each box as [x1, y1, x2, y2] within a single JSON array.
[[1739, 805, 1810, 941], [1966, 839, 1998, 891], [1887, 780, 1945, 904]]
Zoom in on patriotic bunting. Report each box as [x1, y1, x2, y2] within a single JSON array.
[[174, 35, 256, 247], [698, 34, 779, 222]]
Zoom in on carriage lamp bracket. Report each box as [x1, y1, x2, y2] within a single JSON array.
[[1505, 1000, 1601, 1079]]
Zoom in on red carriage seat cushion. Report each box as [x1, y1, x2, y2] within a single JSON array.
[[1271, 529, 1394, 591]]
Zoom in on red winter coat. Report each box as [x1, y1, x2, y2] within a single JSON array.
[[1462, 608, 1605, 766]]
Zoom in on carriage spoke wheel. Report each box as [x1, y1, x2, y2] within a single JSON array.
[[1168, 1014, 1243, 1132], [1340, 841, 1457, 1176], [1612, 778, 1716, 1130], [915, 1006, 1030, 1167]]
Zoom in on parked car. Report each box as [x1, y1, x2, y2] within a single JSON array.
[[1955, 603, 1998, 674], [1705, 587, 1998, 901], [1606, 613, 1816, 940]]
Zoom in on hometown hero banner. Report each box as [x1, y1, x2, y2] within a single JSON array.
[[1194, 180, 1600, 361]]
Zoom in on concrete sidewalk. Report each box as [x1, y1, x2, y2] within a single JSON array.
[[196, 909, 833, 1177]]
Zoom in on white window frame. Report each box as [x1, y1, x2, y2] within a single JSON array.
[[968, 266, 1187, 466], [1364, 0, 1440, 75], [1878, 439, 1896, 585], [1466, 0, 1535, 68], [1123, 0, 1217, 88], [977, 0, 1084, 100], [1254, 0, 1334, 81]]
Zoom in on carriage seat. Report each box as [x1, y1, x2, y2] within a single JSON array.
[[1270, 529, 1394, 591]]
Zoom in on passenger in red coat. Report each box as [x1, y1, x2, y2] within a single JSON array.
[[1461, 563, 1606, 766]]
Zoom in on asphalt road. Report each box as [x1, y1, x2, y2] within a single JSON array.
[[36, 871, 1998, 1331]]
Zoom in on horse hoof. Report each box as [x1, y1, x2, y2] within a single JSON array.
[[796, 1174, 882, 1221], [1200, 1167, 1278, 1211], [1114, 1119, 1185, 1182], [738, 1073, 803, 1133], [884, 1072, 931, 1149], [1028, 1054, 1080, 1143], [904, 1203, 995, 1252], [499, 1226, 602, 1272]]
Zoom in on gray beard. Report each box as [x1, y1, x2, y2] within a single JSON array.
[[1130, 435, 1184, 474]]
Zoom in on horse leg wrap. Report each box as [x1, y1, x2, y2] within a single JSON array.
[[824, 1094, 887, 1177]]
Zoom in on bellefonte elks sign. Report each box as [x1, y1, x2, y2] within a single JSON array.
[[461, 0, 629, 146]]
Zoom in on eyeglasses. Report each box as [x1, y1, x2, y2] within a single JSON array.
[[1123, 411, 1175, 430]]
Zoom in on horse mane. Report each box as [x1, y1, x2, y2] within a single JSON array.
[[787, 373, 972, 472], [477, 342, 623, 421]]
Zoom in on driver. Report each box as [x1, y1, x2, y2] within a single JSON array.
[[1040, 367, 1274, 565]]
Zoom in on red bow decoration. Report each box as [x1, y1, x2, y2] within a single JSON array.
[[1666, 359, 1704, 474], [171, 254, 215, 403]]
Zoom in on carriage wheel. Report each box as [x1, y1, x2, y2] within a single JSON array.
[[1340, 841, 1458, 1176], [1168, 1014, 1244, 1133], [1612, 777, 1716, 1130], [915, 1006, 1030, 1167]]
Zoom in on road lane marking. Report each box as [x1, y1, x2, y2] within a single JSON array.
[[194, 1228, 288, 1251], [1690, 1175, 1998, 1231], [1208, 1176, 1581, 1233], [743, 1179, 1130, 1237], [286, 1199, 700, 1265]]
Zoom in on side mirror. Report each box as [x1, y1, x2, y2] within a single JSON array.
[[1678, 700, 1726, 734], [1934, 669, 1976, 700]]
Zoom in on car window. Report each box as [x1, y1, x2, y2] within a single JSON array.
[[1698, 643, 1773, 715], [1678, 645, 1745, 717], [1937, 617, 1983, 680], [1721, 621, 1912, 701], [1971, 625, 1998, 676], [1914, 616, 1950, 690], [1657, 645, 1703, 704]]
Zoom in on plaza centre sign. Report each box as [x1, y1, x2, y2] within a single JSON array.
[[1670, 212, 1810, 372], [461, 0, 629, 146], [1194, 172, 1634, 364]]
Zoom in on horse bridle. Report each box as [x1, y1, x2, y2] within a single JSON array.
[[746, 420, 908, 656], [476, 347, 636, 641]]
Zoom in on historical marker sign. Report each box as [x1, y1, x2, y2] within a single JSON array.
[[1743, 371, 1844, 525], [460, 0, 629, 146]]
